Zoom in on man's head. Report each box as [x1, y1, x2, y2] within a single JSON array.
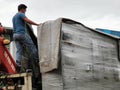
[[18, 4, 27, 13]]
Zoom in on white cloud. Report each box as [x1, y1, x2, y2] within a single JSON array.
[[81, 14, 120, 30], [0, 0, 120, 31]]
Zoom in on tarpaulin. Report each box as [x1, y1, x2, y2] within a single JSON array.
[[37, 18, 62, 73]]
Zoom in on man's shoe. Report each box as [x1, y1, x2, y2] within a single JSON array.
[[26, 69, 32, 73]]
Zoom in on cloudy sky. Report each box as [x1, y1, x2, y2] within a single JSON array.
[[1, 0, 120, 32]]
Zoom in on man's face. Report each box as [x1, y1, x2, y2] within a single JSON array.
[[21, 8, 26, 13]]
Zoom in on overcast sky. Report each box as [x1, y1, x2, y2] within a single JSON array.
[[1, 0, 120, 32]]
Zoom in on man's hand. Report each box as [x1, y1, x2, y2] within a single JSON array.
[[36, 24, 39, 26]]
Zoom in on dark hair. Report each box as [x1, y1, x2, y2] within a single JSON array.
[[18, 4, 27, 11]]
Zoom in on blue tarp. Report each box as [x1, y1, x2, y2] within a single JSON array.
[[96, 28, 120, 37]]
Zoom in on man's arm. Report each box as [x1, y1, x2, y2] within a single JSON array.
[[24, 17, 39, 26]]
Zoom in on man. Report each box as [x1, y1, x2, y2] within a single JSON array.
[[12, 4, 39, 72]]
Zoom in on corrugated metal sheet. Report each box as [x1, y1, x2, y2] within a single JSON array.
[[37, 18, 120, 90]]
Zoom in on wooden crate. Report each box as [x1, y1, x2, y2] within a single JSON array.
[[0, 73, 32, 90]]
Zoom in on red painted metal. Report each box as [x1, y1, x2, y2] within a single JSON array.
[[0, 36, 17, 74], [0, 24, 17, 74]]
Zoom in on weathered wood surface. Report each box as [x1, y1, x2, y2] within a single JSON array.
[[41, 69, 63, 90], [37, 18, 120, 90], [61, 21, 120, 90]]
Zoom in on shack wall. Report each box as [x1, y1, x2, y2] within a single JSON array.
[[61, 20, 120, 90], [37, 18, 120, 90]]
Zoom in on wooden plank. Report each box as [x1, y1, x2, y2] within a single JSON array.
[[0, 73, 32, 90], [42, 70, 63, 90]]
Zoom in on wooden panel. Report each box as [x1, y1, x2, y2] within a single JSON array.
[[61, 22, 120, 90], [41, 69, 63, 90]]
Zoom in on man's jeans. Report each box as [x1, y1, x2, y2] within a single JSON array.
[[13, 33, 38, 67]]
